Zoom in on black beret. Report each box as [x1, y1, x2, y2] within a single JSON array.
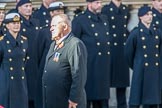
[[16, 0, 32, 8], [138, 5, 152, 17], [86, 0, 99, 2]]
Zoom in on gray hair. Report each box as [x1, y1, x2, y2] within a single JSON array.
[[52, 14, 71, 27]]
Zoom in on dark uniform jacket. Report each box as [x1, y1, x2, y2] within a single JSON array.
[[125, 22, 162, 105], [72, 9, 111, 100], [152, 8, 162, 31], [102, 1, 130, 87], [33, 4, 51, 27], [34, 26, 52, 108], [42, 33, 87, 108], [0, 31, 28, 108], [19, 14, 40, 101], [0, 24, 6, 36]]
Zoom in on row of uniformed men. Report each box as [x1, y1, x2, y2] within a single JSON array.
[[0, 0, 162, 108]]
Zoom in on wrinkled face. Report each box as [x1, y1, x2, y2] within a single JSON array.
[[50, 16, 64, 40], [18, 3, 32, 17], [152, 0, 162, 12], [0, 10, 5, 23], [50, 9, 64, 18], [88, 0, 102, 14], [140, 11, 153, 25], [6, 22, 21, 33]]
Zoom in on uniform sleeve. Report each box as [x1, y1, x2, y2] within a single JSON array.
[[68, 41, 87, 103], [124, 30, 137, 69], [72, 17, 82, 39], [0, 42, 3, 65]]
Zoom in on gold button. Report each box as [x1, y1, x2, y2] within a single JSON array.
[[112, 25, 115, 29], [27, 56, 30, 60], [43, 12, 46, 15], [124, 15, 127, 19], [124, 25, 127, 28], [111, 16, 114, 20], [106, 32, 109, 35], [143, 45, 146, 49], [21, 40, 24, 43], [141, 37, 145, 40], [98, 52, 101, 55], [46, 20, 49, 23], [107, 51, 110, 55], [155, 36, 159, 39], [104, 23, 107, 26], [140, 29, 143, 32], [95, 33, 98, 36], [144, 54, 147, 58], [22, 67, 25, 71], [156, 21, 159, 24], [11, 76, 14, 80], [155, 45, 159, 48], [35, 27, 39, 30], [155, 54, 159, 57], [113, 34, 117, 37], [123, 34, 126, 37], [114, 42, 117, 46], [91, 24, 95, 28], [110, 8, 113, 11], [97, 42, 100, 46], [88, 15, 91, 19], [22, 76, 25, 79], [10, 67, 13, 71], [8, 49, 11, 53], [107, 42, 110, 45], [155, 62, 159, 66], [23, 49, 26, 52], [145, 63, 149, 66], [123, 43, 126, 45], [9, 58, 12, 62], [23, 28, 26, 32], [23, 58, 26, 61], [6, 41, 10, 44]]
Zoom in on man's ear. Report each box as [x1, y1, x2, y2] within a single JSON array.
[[62, 22, 68, 31]]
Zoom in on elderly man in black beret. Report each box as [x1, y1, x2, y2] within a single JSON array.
[[72, 0, 111, 108], [17, 0, 40, 108], [125, 5, 162, 108]]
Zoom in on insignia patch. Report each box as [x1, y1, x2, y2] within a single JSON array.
[[0, 36, 4, 41], [53, 52, 61, 62]]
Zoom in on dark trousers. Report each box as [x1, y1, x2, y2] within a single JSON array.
[[116, 87, 127, 108], [29, 100, 35, 108], [87, 99, 109, 108], [130, 105, 157, 108]]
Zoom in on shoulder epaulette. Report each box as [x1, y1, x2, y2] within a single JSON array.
[[130, 26, 139, 32], [0, 36, 4, 41], [21, 36, 27, 40]]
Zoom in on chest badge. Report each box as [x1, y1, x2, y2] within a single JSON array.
[[53, 52, 61, 62]]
